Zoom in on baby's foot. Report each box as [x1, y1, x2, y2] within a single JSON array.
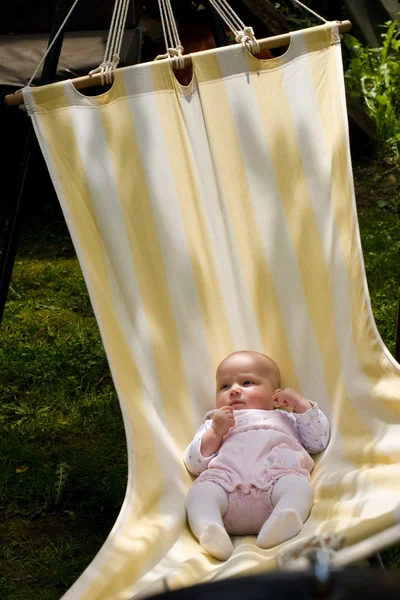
[[199, 522, 234, 560], [257, 509, 302, 549]]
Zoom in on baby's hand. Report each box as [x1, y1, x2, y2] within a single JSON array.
[[212, 407, 235, 436], [273, 388, 312, 413]]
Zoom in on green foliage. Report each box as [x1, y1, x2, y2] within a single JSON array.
[[343, 19, 400, 160], [273, 4, 400, 161]]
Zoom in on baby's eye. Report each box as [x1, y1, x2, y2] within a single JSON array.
[[242, 380, 253, 386], [220, 384, 229, 391]]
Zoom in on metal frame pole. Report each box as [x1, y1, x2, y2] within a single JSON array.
[[0, 0, 69, 327]]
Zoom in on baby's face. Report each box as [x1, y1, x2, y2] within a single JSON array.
[[215, 353, 279, 411]]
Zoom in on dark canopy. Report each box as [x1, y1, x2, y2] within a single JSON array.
[[1, 0, 137, 34], [0, 0, 141, 88], [0, 29, 142, 88]]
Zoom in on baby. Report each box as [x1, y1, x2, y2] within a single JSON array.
[[184, 350, 330, 560]]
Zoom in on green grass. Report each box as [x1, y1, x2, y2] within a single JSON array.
[[0, 159, 399, 598], [358, 209, 400, 354], [355, 159, 400, 355], [0, 220, 127, 600]]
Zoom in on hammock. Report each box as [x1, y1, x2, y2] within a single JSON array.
[[21, 20, 400, 600]]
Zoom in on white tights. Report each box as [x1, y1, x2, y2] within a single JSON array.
[[186, 475, 313, 560]]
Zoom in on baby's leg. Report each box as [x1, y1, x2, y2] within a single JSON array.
[[257, 475, 313, 549], [186, 481, 233, 560]]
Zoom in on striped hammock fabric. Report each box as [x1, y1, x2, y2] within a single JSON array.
[[23, 22, 400, 600]]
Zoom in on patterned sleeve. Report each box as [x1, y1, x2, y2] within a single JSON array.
[[183, 420, 215, 476], [284, 401, 330, 454]]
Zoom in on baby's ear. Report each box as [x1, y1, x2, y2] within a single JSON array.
[[272, 393, 281, 408]]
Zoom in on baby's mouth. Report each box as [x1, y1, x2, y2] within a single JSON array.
[[231, 399, 246, 407]]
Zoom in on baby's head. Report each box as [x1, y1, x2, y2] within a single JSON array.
[[215, 351, 281, 411]]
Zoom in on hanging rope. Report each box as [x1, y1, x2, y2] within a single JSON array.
[[155, 0, 260, 65], [208, 0, 260, 54], [207, 0, 328, 55], [89, 0, 131, 85], [87, 0, 328, 78], [154, 0, 185, 69], [22, 0, 329, 90], [291, 0, 327, 24], [209, 0, 246, 34], [25, 0, 81, 88]]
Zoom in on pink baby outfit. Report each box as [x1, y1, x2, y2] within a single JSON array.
[[184, 404, 329, 535]]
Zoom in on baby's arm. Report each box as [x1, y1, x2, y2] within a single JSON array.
[[183, 421, 214, 477], [183, 408, 235, 476], [274, 388, 330, 453], [201, 406, 234, 457], [286, 402, 330, 453]]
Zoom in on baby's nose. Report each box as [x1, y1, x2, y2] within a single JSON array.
[[230, 385, 241, 396]]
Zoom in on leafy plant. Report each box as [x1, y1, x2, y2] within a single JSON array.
[[343, 19, 400, 160]]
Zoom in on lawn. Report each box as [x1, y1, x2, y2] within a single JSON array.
[[0, 157, 399, 599], [0, 219, 126, 599]]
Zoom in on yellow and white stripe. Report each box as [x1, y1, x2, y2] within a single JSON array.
[[23, 22, 400, 600]]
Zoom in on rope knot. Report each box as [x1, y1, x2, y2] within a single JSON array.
[[167, 45, 185, 70], [89, 54, 120, 86], [154, 46, 185, 70], [235, 26, 260, 55]]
